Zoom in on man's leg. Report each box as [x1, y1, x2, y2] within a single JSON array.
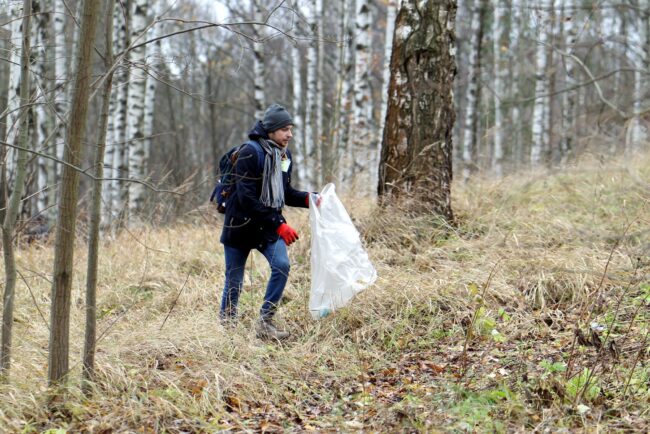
[[220, 245, 250, 321], [256, 239, 291, 339], [258, 238, 290, 319]]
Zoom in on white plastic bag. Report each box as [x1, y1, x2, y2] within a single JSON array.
[[309, 183, 377, 319]]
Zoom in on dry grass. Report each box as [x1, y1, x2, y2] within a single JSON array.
[[1, 152, 649, 432]]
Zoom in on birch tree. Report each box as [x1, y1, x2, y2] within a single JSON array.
[[378, 0, 456, 220], [379, 0, 397, 134], [531, 1, 552, 166], [252, 0, 266, 120], [127, 0, 150, 217], [350, 0, 373, 190], [49, 0, 102, 385], [492, 0, 506, 176], [304, 0, 319, 186], [560, 0, 576, 161], [291, 20, 309, 183], [629, 0, 649, 150], [1, 0, 31, 379], [338, 0, 355, 183], [461, 0, 485, 181], [32, 0, 55, 216], [4, 2, 23, 178]]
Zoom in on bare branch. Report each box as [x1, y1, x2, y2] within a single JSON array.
[[0, 140, 183, 195]]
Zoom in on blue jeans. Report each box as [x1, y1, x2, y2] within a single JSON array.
[[220, 239, 290, 320]]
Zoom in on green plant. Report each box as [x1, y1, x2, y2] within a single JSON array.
[[566, 368, 600, 402]]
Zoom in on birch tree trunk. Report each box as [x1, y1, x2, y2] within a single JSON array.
[[492, 0, 506, 177], [4, 2, 24, 178], [127, 0, 150, 217], [461, 0, 485, 182], [629, 1, 648, 150], [315, 0, 326, 184], [291, 31, 309, 183], [33, 0, 53, 215], [509, 0, 523, 169], [560, 0, 576, 161], [112, 0, 132, 223], [51, 0, 67, 194], [1, 0, 32, 380], [379, 0, 397, 134], [83, 0, 116, 388], [304, 0, 318, 186], [49, 0, 102, 385], [351, 0, 373, 192], [252, 0, 266, 120], [531, 1, 552, 166], [339, 0, 355, 183], [378, 0, 456, 220]]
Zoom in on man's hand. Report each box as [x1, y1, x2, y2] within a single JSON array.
[[277, 223, 299, 245], [306, 193, 323, 208]]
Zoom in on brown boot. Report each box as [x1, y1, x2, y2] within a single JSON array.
[[256, 318, 290, 340]]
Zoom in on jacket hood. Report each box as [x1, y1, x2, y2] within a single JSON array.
[[248, 120, 269, 140]]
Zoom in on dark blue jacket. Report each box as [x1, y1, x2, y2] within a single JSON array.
[[220, 121, 309, 250]]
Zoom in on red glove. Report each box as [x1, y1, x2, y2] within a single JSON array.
[[277, 223, 298, 245]]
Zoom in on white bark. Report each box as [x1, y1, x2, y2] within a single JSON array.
[[510, 0, 523, 169], [252, 0, 265, 120], [370, 0, 397, 185], [629, 0, 648, 150], [127, 0, 149, 216], [492, 0, 506, 177], [291, 39, 309, 183], [143, 6, 162, 167], [52, 0, 67, 178], [531, 1, 551, 166], [34, 0, 52, 215], [339, 0, 355, 183], [315, 0, 324, 184], [5, 2, 23, 176], [351, 0, 373, 191], [104, 0, 128, 224], [560, 0, 576, 160], [461, 1, 483, 181], [305, 0, 318, 185]]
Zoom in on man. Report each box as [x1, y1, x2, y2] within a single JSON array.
[[219, 103, 318, 340]]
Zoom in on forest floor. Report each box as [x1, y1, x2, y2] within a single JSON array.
[[1, 152, 649, 433]]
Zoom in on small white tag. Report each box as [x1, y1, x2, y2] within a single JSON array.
[[281, 159, 291, 172]]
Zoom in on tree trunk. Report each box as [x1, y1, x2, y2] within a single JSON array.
[[338, 0, 355, 184], [4, 2, 24, 179], [83, 0, 116, 390], [1, 0, 32, 380], [351, 0, 374, 192], [48, 0, 102, 385], [127, 0, 150, 218], [629, 0, 649, 150], [305, 0, 319, 187], [531, 1, 552, 166], [461, 0, 485, 182], [291, 26, 309, 184], [252, 0, 266, 120], [492, 0, 506, 177], [378, 0, 456, 221], [33, 0, 52, 215]]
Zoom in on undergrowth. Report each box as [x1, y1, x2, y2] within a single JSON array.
[[0, 153, 648, 432]]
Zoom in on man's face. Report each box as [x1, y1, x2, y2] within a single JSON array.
[[268, 125, 293, 148]]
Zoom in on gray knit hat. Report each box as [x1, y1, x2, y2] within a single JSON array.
[[262, 103, 294, 133]]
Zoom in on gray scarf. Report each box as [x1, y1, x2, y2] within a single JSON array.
[[258, 138, 285, 209]]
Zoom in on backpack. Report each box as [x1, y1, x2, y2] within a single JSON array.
[[210, 143, 246, 213]]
